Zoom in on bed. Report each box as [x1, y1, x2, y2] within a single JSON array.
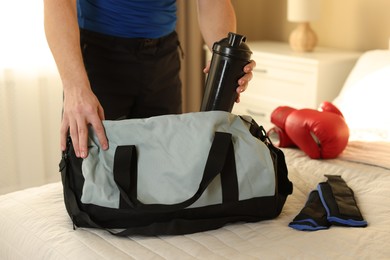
[[1, 49, 390, 259]]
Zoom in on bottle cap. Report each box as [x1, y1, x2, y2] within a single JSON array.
[[213, 32, 252, 60]]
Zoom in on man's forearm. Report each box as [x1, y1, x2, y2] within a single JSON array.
[[197, 0, 237, 50], [44, 0, 90, 92]]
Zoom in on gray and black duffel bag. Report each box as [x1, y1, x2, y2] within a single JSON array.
[[59, 111, 293, 236]]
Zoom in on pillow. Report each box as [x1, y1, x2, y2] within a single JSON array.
[[333, 50, 390, 141]]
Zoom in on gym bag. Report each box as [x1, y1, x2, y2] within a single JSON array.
[[59, 111, 293, 236]]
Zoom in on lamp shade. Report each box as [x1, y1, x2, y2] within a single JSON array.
[[288, 0, 320, 22]]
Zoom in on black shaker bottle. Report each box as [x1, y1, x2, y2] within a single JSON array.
[[200, 32, 252, 112]]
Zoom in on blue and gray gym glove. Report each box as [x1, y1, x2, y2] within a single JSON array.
[[290, 175, 367, 231], [288, 190, 330, 231]]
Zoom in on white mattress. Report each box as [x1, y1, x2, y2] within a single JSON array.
[[1, 146, 390, 260]]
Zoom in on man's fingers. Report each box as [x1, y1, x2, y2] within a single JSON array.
[[90, 117, 108, 151], [65, 118, 108, 158], [203, 60, 211, 73], [236, 93, 241, 103], [76, 118, 89, 159], [60, 118, 70, 152], [95, 105, 108, 150], [68, 118, 80, 157], [235, 60, 255, 93], [237, 73, 251, 93], [244, 59, 256, 73]]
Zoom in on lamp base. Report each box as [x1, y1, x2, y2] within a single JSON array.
[[289, 22, 317, 52]]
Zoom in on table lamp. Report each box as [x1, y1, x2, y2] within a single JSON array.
[[288, 0, 320, 52]]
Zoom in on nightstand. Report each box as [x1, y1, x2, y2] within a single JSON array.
[[206, 41, 361, 130]]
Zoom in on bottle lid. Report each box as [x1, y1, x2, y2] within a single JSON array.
[[213, 32, 252, 60]]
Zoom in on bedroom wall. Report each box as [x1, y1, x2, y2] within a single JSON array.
[[231, 0, 390, 51]]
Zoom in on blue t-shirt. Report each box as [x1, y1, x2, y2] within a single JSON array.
[[77, 0, 177, 39]]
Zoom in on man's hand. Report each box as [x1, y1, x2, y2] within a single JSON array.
[[203, 59, 256, 102], [44, 0, 108, 158], [61, 88, 108, 158]]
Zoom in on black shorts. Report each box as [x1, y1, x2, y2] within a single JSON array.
[[80, 29, 182, 120]]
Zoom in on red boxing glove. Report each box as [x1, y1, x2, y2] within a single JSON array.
[[285, 108, 349, 159], [268, 106, 296, 147], [318, 101, 344, 117], [268, 126, 295, 147]]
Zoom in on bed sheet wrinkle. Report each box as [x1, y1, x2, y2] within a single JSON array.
[[327, 228, 388, 259], [213, 224, 255, 245], [81, 228, 187, 260], [179, 230, 242, 259], [222, 223, 268, 247], [297, 230, 360, 259], [206, 224, 263, 256], [72, 229, 141, 260], [131, 235, 197, 259], [226, 226, 300, 259], [158, 234, 222, 259], [360, 229, 390, 257], [1, 184, 116, 260], [0, 233, 26, 260], [0, 206, 71, 260]]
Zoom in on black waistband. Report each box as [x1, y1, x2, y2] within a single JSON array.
[[80, 29, 177, 49]]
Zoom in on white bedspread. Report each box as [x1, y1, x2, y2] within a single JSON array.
[[1, 147, 390, 259]]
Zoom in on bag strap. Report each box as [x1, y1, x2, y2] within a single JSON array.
[[108, 215, 262, 236], [60, 155, 103, 231], [113, 131, 238, 212], [244, 117, 293, 196]]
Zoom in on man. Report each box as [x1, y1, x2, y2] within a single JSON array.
[[44, 0, 255, 158]]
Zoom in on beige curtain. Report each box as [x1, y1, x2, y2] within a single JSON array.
[[0, 0, 63, 195], [0, 68, 62, 195], [176, 0, 205, 113]]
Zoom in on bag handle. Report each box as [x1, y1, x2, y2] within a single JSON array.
[[113, 131, 238, 212]]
